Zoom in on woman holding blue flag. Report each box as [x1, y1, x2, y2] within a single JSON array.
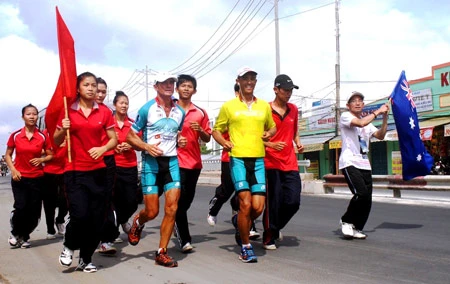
[[338, 91, 389, 239]]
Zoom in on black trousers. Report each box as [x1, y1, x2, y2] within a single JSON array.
[[175, 168, 201, 246], [100, 155, 118, 243], [64, 169, 107, 264], [263, 170, 301, 239], [113, 166, 139, 226], [11, 177, 43, 241], [341, 166, 373, 231], [208, 162, 239, 216], [42, 173, 68, 234]]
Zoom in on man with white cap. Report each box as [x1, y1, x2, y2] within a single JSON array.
[[126, 71, 187, 267], [262, 74, 303, 250], [213, 66, 277, 263], [339, 91, 389, 239]]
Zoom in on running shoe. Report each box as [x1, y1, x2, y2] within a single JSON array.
[[76, 259, 97, 273], [155, 248, 178, 268], [128, 214, 144, 246], [59, 246, 74, 267], [8, 235, 22, 248], [353, 230, 367, 239], [263, 239, 277, 250], [98, 242, 117, 255], [114, 237, 124, 243], [121, 222, 131, 234], [182, 242, 193, 253], [249, 221, 260, 240], [56, 222, 66, 235], [21, 241, 31, 249], [46, 233, 56, 240], [207, 214, 217, 226], [340, 219, 354, 239], [239, 244, 257, 263]]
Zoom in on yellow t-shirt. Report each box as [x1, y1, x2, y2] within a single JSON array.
[[214, 97, 275, 158]]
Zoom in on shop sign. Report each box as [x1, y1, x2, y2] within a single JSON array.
[[420, 127, 434, 141], [362, 104, 383, 120], [303, 143, 324, 153], [444, 124, 450, 137], [391, 151, 402, 175], [412, 88, 433, 112], [309, 114, 336, 130], [329, 139, 341, 149]]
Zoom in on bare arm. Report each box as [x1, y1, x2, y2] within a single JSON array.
[[126, 129, 164, 157], [212, 130, 233, 152], [5, 147, 20, 181], [351, 103, 390, 128]]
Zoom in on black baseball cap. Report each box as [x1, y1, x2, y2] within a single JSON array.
[[274, 74, 299, 89]]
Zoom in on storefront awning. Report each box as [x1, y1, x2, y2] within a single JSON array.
[[300, 133, 335, 153], [374, 117, 450, 142]]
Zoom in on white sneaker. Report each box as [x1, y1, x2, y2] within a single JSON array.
[[8, 235, 22, 247], [76, 260, 97, 273], [98, 242, 117, 255], [207, 214, 217, 226], [46, 233, 56, 240], [21, 241, 31, 249], [114, 237, 123, 243], [353, 230, 367, 239], [340, 220, 354, 238], [182, 242, 193, 253], [59, 246, 74, 266], [83, 262, 98, 273], [121, 222, 131, 234], [249, 229, 260, 240], [276, 231, 283, 242], [56, 223, 66, 235]]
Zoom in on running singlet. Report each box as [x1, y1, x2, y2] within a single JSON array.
[[132, 98, 185, 157]]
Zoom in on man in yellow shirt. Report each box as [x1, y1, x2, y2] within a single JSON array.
[[213, 66, 276, 263]]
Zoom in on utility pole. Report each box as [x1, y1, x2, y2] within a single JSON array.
[[334, 0, 341, 174], [274, 0, 280, 75], [136, 65, 153, 101], [335, 0, 341, 136]]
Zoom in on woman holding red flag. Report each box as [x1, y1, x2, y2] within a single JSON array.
[[54, 71, 117, 273]]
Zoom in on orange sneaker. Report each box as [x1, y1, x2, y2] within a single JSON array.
[[155, 248, 178, 268], [128, 214, 144, 246]]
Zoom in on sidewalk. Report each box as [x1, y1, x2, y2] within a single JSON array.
[[198, 171, 450, 208]]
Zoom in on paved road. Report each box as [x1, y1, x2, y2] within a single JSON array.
[[0, 175, 449, 284]]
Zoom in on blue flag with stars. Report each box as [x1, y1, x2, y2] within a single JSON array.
[[389, 71, 434, 180]]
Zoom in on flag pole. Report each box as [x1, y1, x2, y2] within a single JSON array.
[[63, 96, 72, 163]]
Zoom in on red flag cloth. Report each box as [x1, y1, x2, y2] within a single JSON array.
[[45, 7, 77, 148]]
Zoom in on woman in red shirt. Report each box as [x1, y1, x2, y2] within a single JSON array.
[[5, 104, 53, 248], [111, 91, 139, 241], [54, 72, 117, 273]]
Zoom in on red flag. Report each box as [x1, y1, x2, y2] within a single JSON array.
[[45, 7, 77, 148]]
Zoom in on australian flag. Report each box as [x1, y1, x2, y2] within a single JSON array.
[[389, 71, 434, 180]]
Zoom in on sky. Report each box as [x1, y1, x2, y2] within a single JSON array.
[[1, 0, 449, 154]]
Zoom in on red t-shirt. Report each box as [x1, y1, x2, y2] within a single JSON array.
[[114, 116, 138, 168], [264, 102, 299, 171], [57, 101, 115, 172], [221, 132, 230, 163], [42, 129, 66, 175], [100, 103, 115, 157], [177, 103, 211, 169], [7, 127, 50, 178]]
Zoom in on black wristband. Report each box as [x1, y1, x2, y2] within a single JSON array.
[[373, 112, 377, 119]]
